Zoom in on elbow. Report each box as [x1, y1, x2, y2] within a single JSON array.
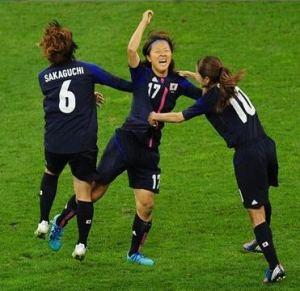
[[127, 46, 136, 56], [176, 113, 185, 123]]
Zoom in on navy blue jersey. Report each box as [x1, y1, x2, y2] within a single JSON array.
[[182, 86, 266, 148], [39, 60, 132, 154], [121, 62, 202, 148]]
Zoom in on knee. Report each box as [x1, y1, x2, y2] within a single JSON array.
[[137, 199, 154, 217], [248, 206, 266, 227]]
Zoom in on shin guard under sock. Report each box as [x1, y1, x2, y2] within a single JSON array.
[[76, 201, 94, 246], [39, 173, 59, 222], [254, 222, 279, 269], [128, 213, 152, 256]]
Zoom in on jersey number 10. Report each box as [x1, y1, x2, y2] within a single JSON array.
[[59, 80, 76, 113], [230, 87, 256, 123]]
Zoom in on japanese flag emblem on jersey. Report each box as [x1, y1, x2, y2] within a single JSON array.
[[170, 82, 178, 93]]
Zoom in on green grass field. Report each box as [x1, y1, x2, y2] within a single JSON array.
[[0, 0, 299, 290]]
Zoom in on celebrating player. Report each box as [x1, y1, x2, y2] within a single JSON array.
[[148, 56, 286, 283], [35, 21, 132, 260], [48, 10, 202, 265]]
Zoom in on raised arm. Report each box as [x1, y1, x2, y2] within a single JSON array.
[[127, 10, 153, 68]]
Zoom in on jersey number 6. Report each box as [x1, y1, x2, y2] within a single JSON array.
[[59, 80, 76, 113], [230, 87, 256, 123]]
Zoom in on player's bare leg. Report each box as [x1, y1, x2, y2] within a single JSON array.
[[91, 183, 110, 202]]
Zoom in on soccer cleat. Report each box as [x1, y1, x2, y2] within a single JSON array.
[[34, 220, 49, 239], [263, 264, 286, 283], [48, 214, 64, 251], [127, 252, 154, 266], [72, 243, 86, 261], [243, 239, 262, 253]]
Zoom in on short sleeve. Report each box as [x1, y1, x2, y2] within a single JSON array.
[[182, 87, 219, 120], [179, 78, 202, 100], [129, 62, 147, 85]]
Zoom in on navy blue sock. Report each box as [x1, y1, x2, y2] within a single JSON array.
[[129, 214, 152, 256], [254, 222, 279, 269], [39, 173, 59, 222], [76, 201, 94, 246]]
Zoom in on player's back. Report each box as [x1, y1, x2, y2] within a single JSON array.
[[39, 60, 97, 154], [206, 87, 266, 148]]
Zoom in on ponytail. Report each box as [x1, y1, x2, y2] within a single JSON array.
[[197, 56, 245, 112], [217, 67, 245, 112]]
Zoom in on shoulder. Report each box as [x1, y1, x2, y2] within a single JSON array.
[[130, 62, 149, 82], [168, 72, 188, 83], [76, 60, 100, 71], [38, 65, 51, 77], [130, 61, 149, 72], [38, 65, 54, 85], [173, 74, 194, 88], [202, 86, 221, 104]]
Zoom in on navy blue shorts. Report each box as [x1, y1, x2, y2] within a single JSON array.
[[45, 148, 98, 182], [96, 129, 161, 193], [233, 136, 278, 209]]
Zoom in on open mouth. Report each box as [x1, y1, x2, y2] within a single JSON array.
[[159, 60, 167, 64]]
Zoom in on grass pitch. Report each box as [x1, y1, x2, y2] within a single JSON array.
[[0, 1, 299, 290]]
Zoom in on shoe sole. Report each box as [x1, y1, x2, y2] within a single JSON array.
[[127, 258, 154, 266], [263, 274, 286, 283], [243, 248, 263, 254]]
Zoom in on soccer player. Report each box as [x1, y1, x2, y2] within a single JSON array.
[[35, 21, 132, 260], [148, 56, 286, 283], [48, 10, 202, 265]]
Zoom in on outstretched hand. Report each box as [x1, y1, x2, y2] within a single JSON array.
[[178, 70, 197, 79], [142, 10, 154, 25]]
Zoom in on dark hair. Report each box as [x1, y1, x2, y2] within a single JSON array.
[[142, 31, 175, 73], [40, 20, 78, 65], [197, 56, 245, 112]]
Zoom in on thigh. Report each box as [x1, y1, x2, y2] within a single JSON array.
[[69, 148, 98, 182], [96, 135, 127, 185], [233, 145, 269, 209], [45, 150, 68, 175]]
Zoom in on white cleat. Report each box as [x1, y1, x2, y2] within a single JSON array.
[[72, 243, 87, 261], [34, 220, 49, 239], [263, 264, 286, 283]]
